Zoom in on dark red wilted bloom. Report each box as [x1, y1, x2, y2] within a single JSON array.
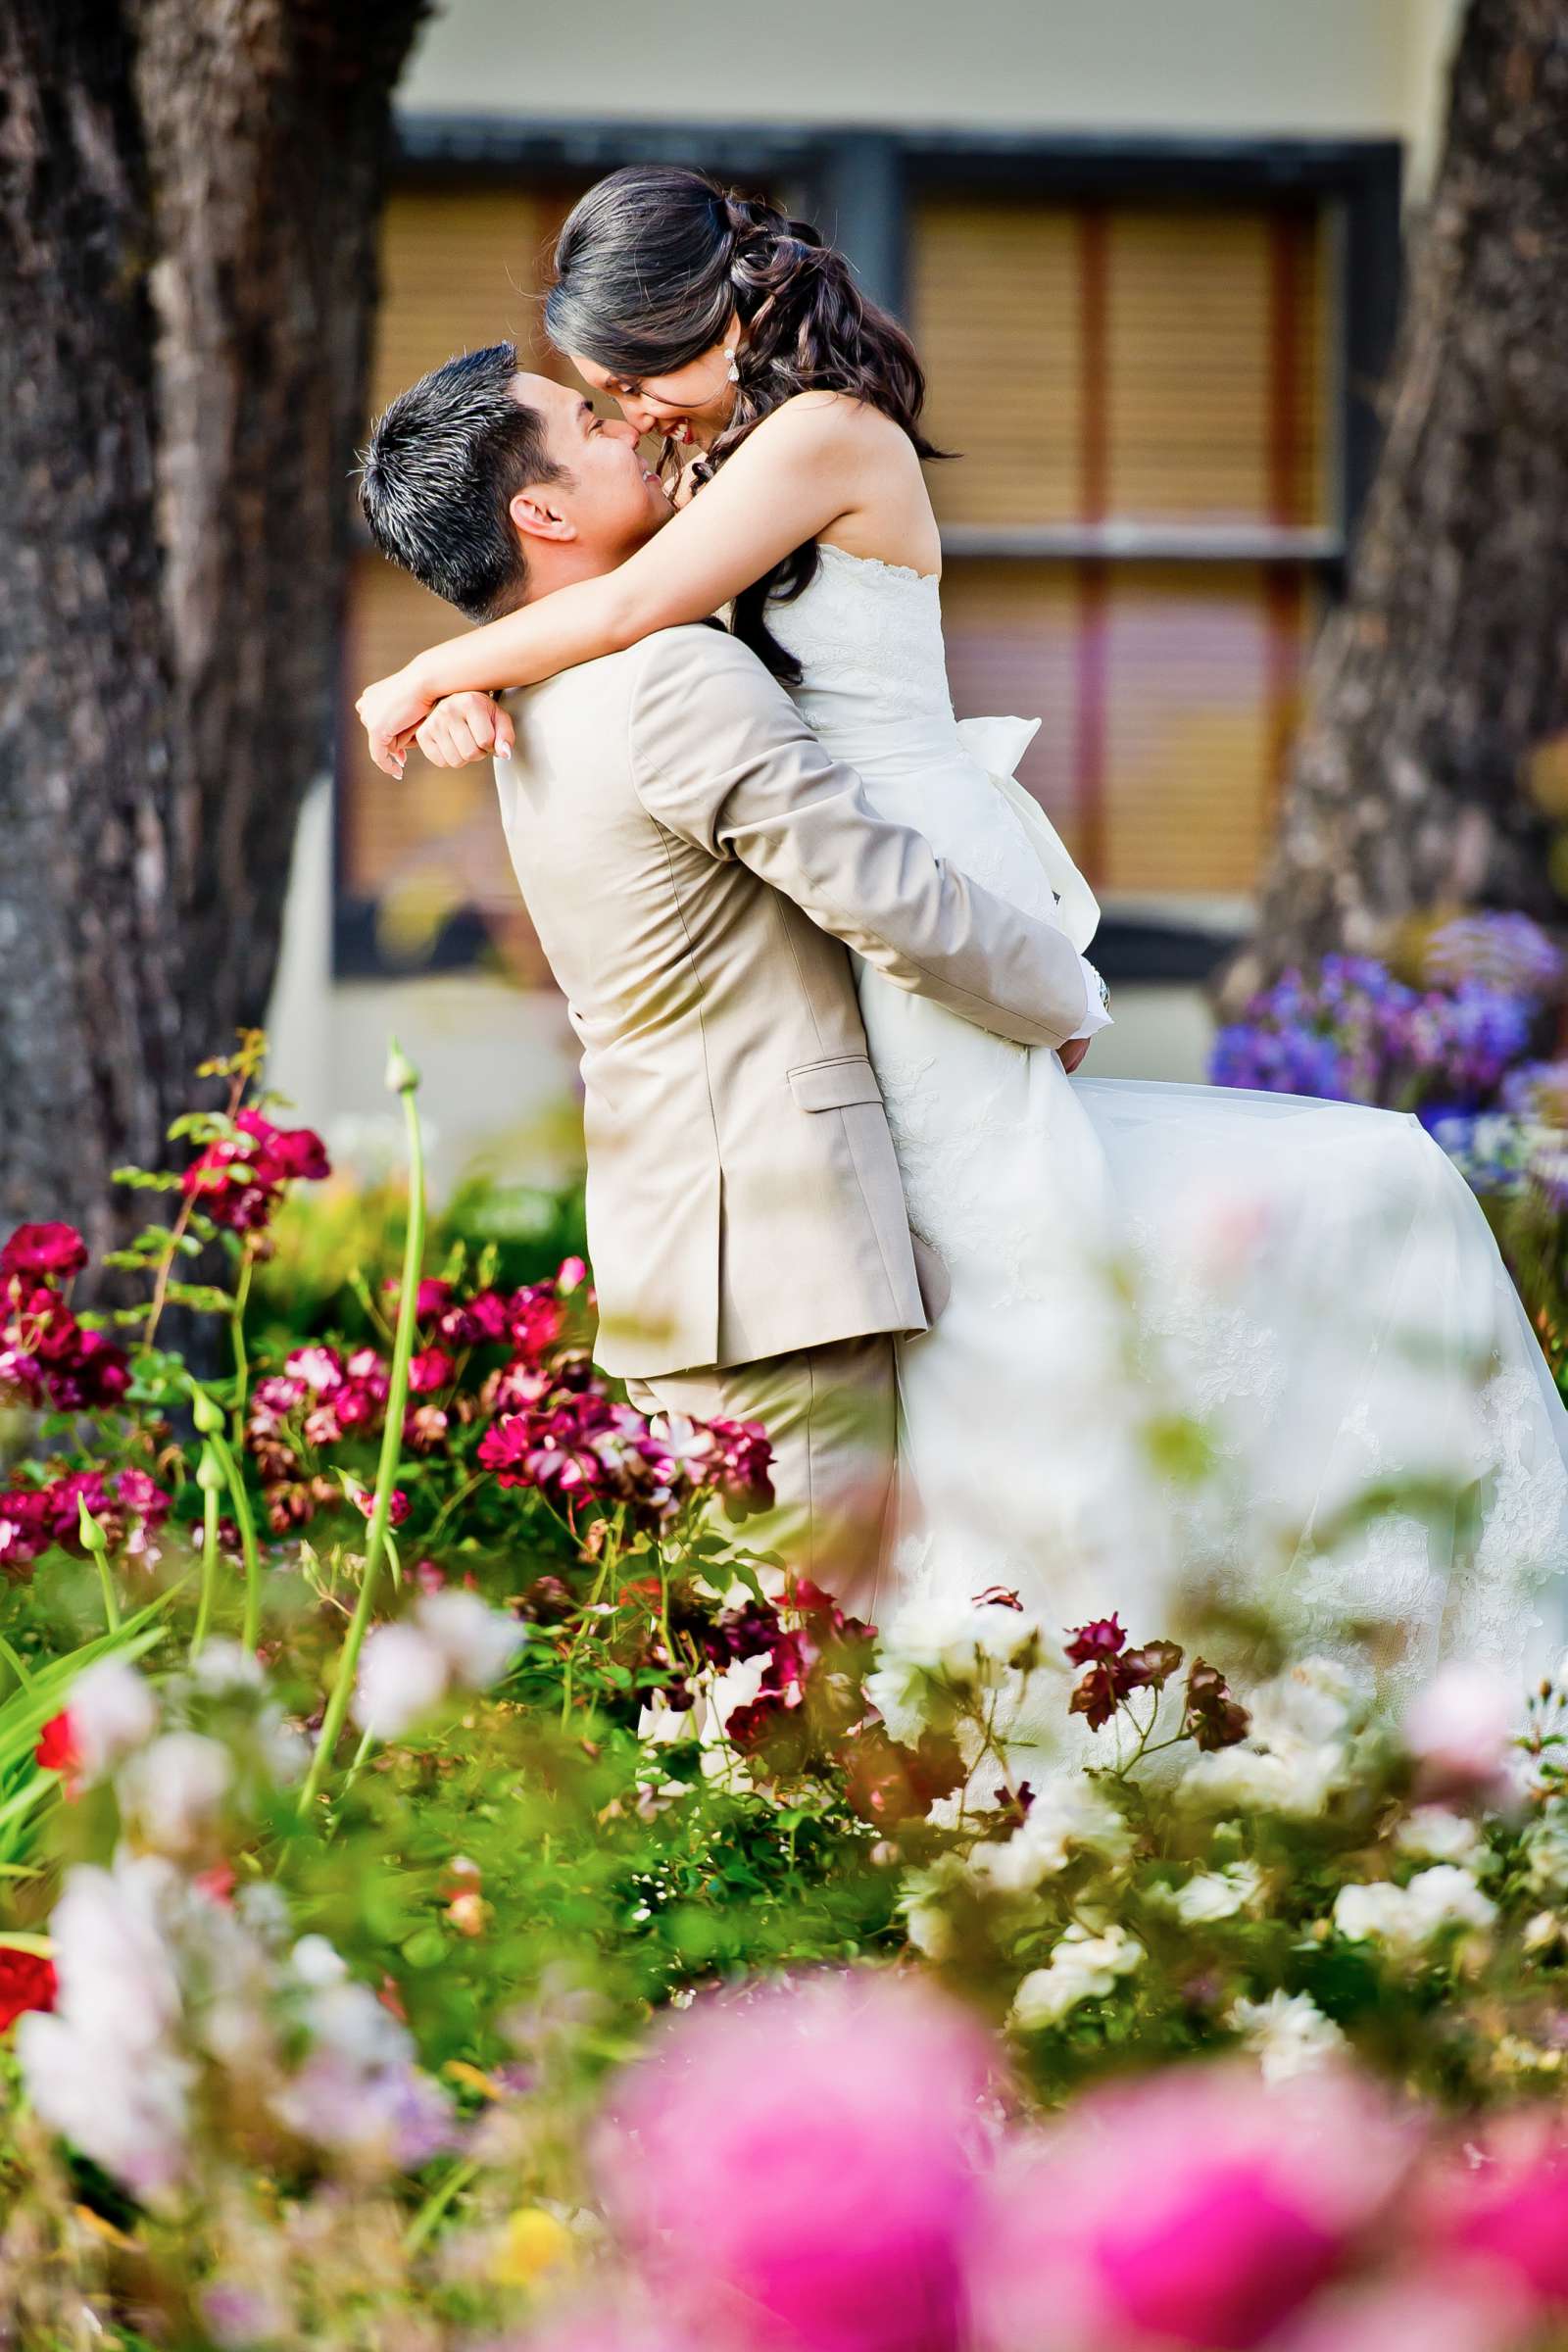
[[1068, 1623, 1185, 1733], [843, 1720, 968, 1826], [0, 1947, 58, 2034], [1065, 1615, 1127, 1666], [1187, 1658, 1251, 1751], [1, 1222, 88, 1282]]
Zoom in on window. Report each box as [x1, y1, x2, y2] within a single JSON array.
[[916, 194, 1333, 907]]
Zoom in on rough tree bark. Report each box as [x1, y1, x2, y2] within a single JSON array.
[[0, 0, 426, 1259], [1223, 0, 1568, 1009]]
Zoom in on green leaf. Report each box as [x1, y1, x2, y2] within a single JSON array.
[[161, 1283, 237, 1313]]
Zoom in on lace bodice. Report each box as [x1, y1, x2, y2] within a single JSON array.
[[768, 543, 962, 768]]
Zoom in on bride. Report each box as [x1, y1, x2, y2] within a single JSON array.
[[357, 166, 1568, 1688]]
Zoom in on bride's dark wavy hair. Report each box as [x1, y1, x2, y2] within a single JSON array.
[[544, 163, 945, 678]]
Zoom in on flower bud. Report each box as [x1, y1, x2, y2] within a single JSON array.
[[75, 1496, 108, 1555], [195, 1446, 226, 1495], [190, 1389, 225, 1436], [383, 1037, 419, 1096]]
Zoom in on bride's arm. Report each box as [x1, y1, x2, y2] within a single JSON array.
[[357, 395, 870, 776]]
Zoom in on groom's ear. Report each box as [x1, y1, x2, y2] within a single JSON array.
[[510, 484, 577, 545]]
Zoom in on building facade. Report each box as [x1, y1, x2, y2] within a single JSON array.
[[270, 0, 1464, 1190]]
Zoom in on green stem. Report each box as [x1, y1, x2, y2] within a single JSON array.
[[93, 1548, 121, 1637], [228, 1250, 255, 1455], [404, 2155, 481, 2256], [206, 1426, 263, 1651], [0, 1636, 32, 1691], [298, 1068, 426, 1815], [192, 1473, 221, 1660]]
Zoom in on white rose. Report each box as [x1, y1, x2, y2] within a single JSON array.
[[1009, 1922, 1144, 2030], [1228, 1988, 1347, 2082], [188, 1640, 266, 1696], [18, 1853, 193, 2202], [1180, 1741, 1340, 1819], [1335, 1866, 1494, 1953], [1250, 1657, 1365, 1750], [1332, 1881, 1410, 1946], [414, 1589, 526, 1690], [1522, 1812, 1568, 1898], [1396, 1806, 1484, 1866], [351, 1622, 450, 1740], [67, 1655, 159, 1783], [1158, 1861, 1262, 1927], [898, 1863, 961, 1960], [1401, 1863, 1495, 1942], [637, 1689, 699, 1746], [965, 1776, 1131, 1896], [117, 1732, 233, 1858], [705, 1651, 771, 1740]]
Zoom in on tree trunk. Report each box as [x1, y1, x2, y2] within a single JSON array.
[[0, 0, 426, 1262], [1223, 0, 1568, 1011]]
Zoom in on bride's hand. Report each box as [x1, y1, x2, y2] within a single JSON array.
[[415, 693, 514, 769], [357, 664, 436, 777], [1059, 1038, 1092, 1075]]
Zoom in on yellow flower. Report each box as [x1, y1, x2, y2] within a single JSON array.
[[491, 2207, 574, 2289]]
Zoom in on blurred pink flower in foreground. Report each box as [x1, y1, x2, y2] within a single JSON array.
[[1402, 1662, 1517, 1799], [972, 2062, 1411, 2352], [592, 1968, 997, 2352], [1418, 2112, 1568, 2315]]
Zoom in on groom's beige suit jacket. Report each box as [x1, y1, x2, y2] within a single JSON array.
[[495, 623, 1089, 1380]]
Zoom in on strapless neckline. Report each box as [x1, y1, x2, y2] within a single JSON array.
[[814, 541, 941, 589]]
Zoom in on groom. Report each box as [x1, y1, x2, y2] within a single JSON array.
[[359, 343, 1101, 1610]]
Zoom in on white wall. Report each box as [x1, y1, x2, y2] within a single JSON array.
[[401, 0, 1460, 157]]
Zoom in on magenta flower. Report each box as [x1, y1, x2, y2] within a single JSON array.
[[407, 1346, 455, 1396], [1066, 1615, 1127, 1664], [972, 2064, 1410, 2352], [1, 1222, 89, 1281], [595, 1970, 997, 2352], [182, 1109, 328, 1233], [355, 1486, 411, 1529]]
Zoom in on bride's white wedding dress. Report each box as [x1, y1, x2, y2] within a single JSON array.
[[768, 546, 1568, 1686]]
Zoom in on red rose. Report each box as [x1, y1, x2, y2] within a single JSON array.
[[35, 1710, 79, 1786], [1, 1222, 88, 1281], [0, 1947, 58, 2034]]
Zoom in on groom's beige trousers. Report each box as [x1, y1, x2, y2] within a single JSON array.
[[625, 1336, 897, 1619]]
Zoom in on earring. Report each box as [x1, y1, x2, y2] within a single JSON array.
[[725, 347, 740, 384]]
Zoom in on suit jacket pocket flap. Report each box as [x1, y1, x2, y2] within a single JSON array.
[[787, 1054, 884, 1113]]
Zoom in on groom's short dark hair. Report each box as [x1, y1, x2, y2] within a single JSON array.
[[358, 342, 565, 620]]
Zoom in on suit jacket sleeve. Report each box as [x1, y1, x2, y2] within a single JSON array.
[[626, 627, 1090, 1050]]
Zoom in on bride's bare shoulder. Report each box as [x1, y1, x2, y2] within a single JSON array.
[[748, 391, 912, 456]]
